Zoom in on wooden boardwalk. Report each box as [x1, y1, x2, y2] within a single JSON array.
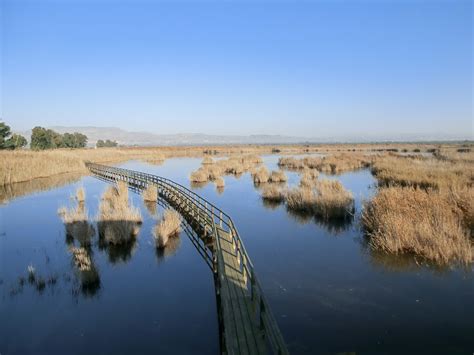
[[86, 162, 289, 355]]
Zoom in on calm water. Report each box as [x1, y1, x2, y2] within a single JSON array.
[[1, 156, 473, 355]]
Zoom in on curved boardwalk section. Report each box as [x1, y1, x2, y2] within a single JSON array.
[[86, 162, 289, 355]]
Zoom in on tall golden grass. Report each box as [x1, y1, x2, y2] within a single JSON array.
[[269, 170, 288, 183], [58, 187, 94, 246], [362, 187, 473, 265], [1, 143, 460, 185], [371, 155, 473, 190], [253, 166, 270, 184], [286, 179, 354, 219], [142, 184, 158, 202], [261, 185, 286, 202], [154, 209, 181, 248], [97, 182, 142, 245], [279, 153, 372, 174]]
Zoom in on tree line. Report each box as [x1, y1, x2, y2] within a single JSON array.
[[30, 127, 88, 150], [1, 121, 120, 150], [0, 122, 87, 150]]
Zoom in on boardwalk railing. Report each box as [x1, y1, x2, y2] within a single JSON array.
[[86, 162, 289, 355]]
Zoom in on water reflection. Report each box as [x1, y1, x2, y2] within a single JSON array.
[[364, 244, 453, 274], [144, 201, 158, 216], [286, 207, 354, 235], [191, 181, 209, 189], [97, 222, 139, 264], [0, 173, 82, 204], [261, 198, 283, 210], [155, 235, 181, 262], [69, 246, 101, 296]]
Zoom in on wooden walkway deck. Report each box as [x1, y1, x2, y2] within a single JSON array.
[[86, 162, 288, 355]]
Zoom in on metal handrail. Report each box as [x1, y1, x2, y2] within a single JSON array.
[[86, 162, 288, 354]]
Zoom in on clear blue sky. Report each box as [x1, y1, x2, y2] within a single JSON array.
[[1, 0, 472, 138]]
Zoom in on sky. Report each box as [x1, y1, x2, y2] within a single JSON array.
[[1, 0, 472, 139]]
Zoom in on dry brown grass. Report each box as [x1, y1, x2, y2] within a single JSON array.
[[261, 185, 286, 202], [279, 153, 372, 174], [190, 169, 209, 183], [142, 184, 158, 202], [97, 182, 142, 245], [371, 155, 473, 190], [286, 179, 354, 219], [154, 209, 181, 248], [299, 168, 319, 187], [253, 166, 270, 184], [58, 188, 95, 246], [0, 143, 461, 185], [362, 187, 473, 265], [75, 187, 85, 202], [269, 170, 288, 183]]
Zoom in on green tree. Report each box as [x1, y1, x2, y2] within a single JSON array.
[[31, 126, 53, 150], [0, 122, 12, 149], [73, 132, 87, 148], [62, 132, 75, 148], [5, 134, 28, 149], [96, 139, 117, 148]]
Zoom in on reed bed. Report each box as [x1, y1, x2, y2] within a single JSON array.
[[58, 187, 94, 246], [286, 179, 354, 219], [142, 184, 158, 202], [253, 166, 270, 184], [371, 155, 473, 190], [261, 185, 286, 202], [189, 154, 264, 184], [278, 153, 372, 174], [75, 187, 85, 202], [299, 168, 319, 187], [0, 143, 459, 185], [362, 187, 473, 265], [190, 169, 209, 183], [97, 182, 142, 245], [154, 209, 182, 248], [269, 170, 288, 183]]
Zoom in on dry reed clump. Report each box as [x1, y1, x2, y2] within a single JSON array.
[[269, 170, 288, 183], [58, 187, 94, 246], [75, 187, 85, 202], [253, 166, 270, 184], [142, 184, 158, 202], [362, 187, 473, 266], [97, 182, 142, 245], [202, 156, 214, 165], [154, 209, 182, 248], [189, 154, 263, 184], [299, 168, 319, 188], [261, 185, 286, 202], [190, 169, 209, 183], [286, 179, 354, 219], [279, 154, 372, 174]]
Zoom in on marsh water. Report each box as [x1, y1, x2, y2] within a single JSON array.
[[1, 156, 473, 354]]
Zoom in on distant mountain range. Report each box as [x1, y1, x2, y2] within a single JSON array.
[[16, 126, 472, 147]]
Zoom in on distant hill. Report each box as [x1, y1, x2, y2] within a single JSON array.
[[15, 126, 471, 147], [17, 126, 311, 146]]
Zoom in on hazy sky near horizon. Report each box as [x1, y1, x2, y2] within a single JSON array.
[[1, 0, 472, 138]]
